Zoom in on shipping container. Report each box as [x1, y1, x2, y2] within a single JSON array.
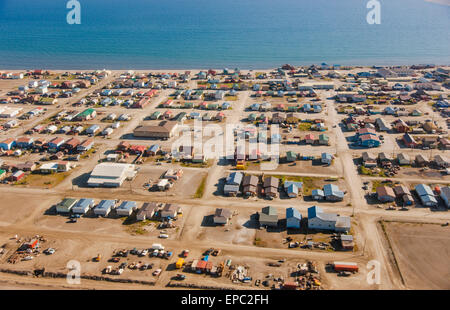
[[333, 261, 359, 272]]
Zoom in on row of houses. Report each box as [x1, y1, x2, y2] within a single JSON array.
[[55, 198, 182, 219], [257, 205, 350, 232], [379, 184, 450, 208], [0, 136, 94, 154], [361, 151, 449, 168]]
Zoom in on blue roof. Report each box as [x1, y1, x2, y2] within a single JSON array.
[[148, 144, 160, 152], [312, 189, 324, 197], [321, 153, 332, 160], [226, 172, 243, 185], [415, 184, 434, 197], [284, 181, 303, 190], [117, 201, 137, 210], [96, 200, 115, 210], [286, 207, 302, 220], [75, 198, 94, 209], [286, 184, 298, 195], [308, 206, 322, 219], [323, 184, 344, 198]]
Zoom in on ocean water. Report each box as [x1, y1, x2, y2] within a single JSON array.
[[0, 0, 449, 69]]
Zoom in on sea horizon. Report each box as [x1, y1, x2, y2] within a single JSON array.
[[0, 0, 449, 69]]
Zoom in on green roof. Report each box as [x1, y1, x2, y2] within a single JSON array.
[[0, 169, 5, 175], [319, 134, 329, 141], [77, 108, 95, 117]]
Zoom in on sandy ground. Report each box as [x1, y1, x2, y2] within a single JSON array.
[[384, 221, 450, 289]]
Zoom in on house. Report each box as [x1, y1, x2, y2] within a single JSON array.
[[375, 118, 391, 132], [226, 172, 243, 186], [311, 189, 325, 200], [39, 162, 58, 174], [258, 206, 278, 228], [319, 134, 329, 145], [136, 202, 160, 221], [415, 184, 438, 207], [440, 187, 450, 208], [397, 153, 411, 165], [263, 176, 279, 198], [321, 152, 333, 165], [116, 201, 137, 216], [146, 144, 160, 156], [10, 170, 25, 182], [75, 108, 96, 121], [56, 198, 77, 213], [393, 185, 414, 206], [160, 204, 180, 219], [242, 175, 258, 196], [0, 138, 16, 151], [307, 206, 350, 232], [77, 139, 94, 152], [402, 133, 417, 148], [284, 181, 302, 198], [86, 125, 100, 135], [62, 137, 81, 151], [286, 207, 302, 229], [393, 119, 409, 133], [286, 151, 298, 162], [433, 155, 449, 168], [213, 208, 233, 225], [304, 134, 315, 144], [414, 154, 429, 167], [323, 184, 345, 201], [362, 152, 377, 167], [72, 198, 95, 214], [47, 137, 65, 150], [223, 184, 240, 197], [94, 200, 116, 217], [376, 186, 396, 202], [340, 235, 354, 250], [16, 137, 34, 149], [359, 134, 381, 148], [378, 152, 392, 163], [271, 113, 286, 124]]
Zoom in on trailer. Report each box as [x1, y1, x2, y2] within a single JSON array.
[[333, 261, 359, 272]]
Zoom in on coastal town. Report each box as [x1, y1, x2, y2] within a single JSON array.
[[0, 64, 449, 290]]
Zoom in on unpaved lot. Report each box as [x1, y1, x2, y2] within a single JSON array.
[[385, 221, 450, 290]]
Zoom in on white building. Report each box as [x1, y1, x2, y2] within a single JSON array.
[[87, 163, 137, 187]]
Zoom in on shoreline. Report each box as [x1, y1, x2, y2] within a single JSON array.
[[1, 64, 449, 72]]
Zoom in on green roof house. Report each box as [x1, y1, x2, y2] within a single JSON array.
[[286, 151, 298, 162], [319, 133, 330, 145], [56, 198, 78, 213]]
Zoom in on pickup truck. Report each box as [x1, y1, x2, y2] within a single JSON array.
[[153, 269, 162, 276]]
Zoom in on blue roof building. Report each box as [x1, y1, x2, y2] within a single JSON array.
[[72, 198, 95, 214], [94, 200, 116, 217], [286, 207, 302, 229], [415, 184, 438, 206], [226, 172, 243, 186], [323, 184, 345, 201], [116, 201, 137, 216], [311, 189, 325, 200]]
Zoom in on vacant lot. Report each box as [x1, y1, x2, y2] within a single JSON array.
[[384, 221, 450, 289]]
